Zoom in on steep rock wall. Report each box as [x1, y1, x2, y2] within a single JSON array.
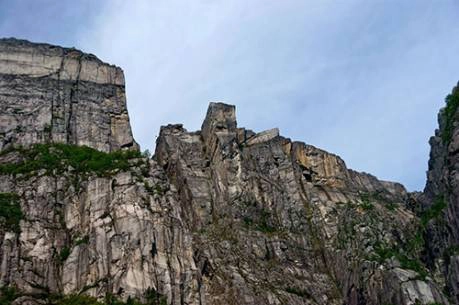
[[421, 83, 459, 303], [0, 39, 456, 305], [154, 102, 447, 305], [0, 38, 137, 152]]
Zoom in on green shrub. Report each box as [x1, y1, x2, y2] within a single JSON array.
[[359, 193, 374, 211], [52, 294, 104, 305], [372, 242, 428, 279], [398, 254, 428, 279], [143, 182, 164, 196], [0, 286, 19, 305], [0, 287, 167, 305], [0, 192, 23, 233], [75, 235, 90, 246], [241, 209, 278, 234], [242, 217, 253, 227], [255, 210, 277, 233], [256, 220, 276, 233], [420, 195, 447, 227], [406, 231, 425, 253], [285, 287, 310, 297], [0, 143, 143, 178], [441, 86, 459, 144], [373, 242, 398, 262], [59, 246, 71, 262], [144, 288, 167, 305], [153, 185, 164, 196], [385, 202, 397, 211]]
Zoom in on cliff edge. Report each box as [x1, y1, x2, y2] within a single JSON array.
[[0, 38, 138, 152]]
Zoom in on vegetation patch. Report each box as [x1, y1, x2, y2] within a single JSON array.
[[406, 231, 425, 253], [75, 235, 90, 246], [0, 192, 23, 233], [0, 286, 18, 305], [105, 288, 167, 305], [367, 194, 447, 279], [0, 143, 143, 178], [358, 191, 400, 212], [285, 286, 310, 298], [243, 210, 277, 234], [372, 241, 428, 279], [441, 86, 459, 144], [443, 245, 459, 265], [256, 210, 277, 233], [385, 201, 397, 211], [358, 192, 399, 212], [0, 287, 167, 305], [359, 193, 374, 211], [143, 288, 168, 305], [50, 294, 105, 305], [59, 246, 71, 262], [420, 195, 447, 227], [143, 182, 164, 196]]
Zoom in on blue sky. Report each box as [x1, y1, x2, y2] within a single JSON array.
[[1, 0, 459, 191]]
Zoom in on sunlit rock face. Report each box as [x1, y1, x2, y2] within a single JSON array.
[[0, 39, 457, 305]]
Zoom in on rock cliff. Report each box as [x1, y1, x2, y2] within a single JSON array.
[[0, 38, 137, 152], [0, 39, 457, 305], [419, 83, 459, 304]]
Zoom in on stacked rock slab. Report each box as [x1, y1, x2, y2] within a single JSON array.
[[0, 40, 456, 305]]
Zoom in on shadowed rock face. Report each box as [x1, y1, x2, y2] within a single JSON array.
[[0, 38, 138, 152], [420, 83, 459, 304], [0, 40, 457, 305]]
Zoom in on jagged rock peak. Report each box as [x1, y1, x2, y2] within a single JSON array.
[[0, 38, 138, 152]]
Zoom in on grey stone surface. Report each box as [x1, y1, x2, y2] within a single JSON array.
[[0, 39, 456, 305], [420, 83, 459, 304], [0, 38, 137, 152]]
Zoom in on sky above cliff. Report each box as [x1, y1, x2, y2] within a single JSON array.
[[1, 0, 459, 191]]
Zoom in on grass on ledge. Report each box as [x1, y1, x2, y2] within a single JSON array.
[[0, 143, 143, 177], [420, 195, 447, 228], [0, 286, 167, 305]]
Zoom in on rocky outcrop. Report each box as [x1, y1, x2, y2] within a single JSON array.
[[155, 102, 448, 305], [420, 83, 459, 304], [0, 40, 457, 305], [0, 38, 137, 152]]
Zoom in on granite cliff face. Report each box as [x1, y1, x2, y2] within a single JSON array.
[[0, 38, 137, 152], [0, 39, 457, 305], [420, 83, 459, 304]]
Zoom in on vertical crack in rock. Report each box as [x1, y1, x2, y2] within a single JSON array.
[[66, 52, 82, 145], [0, 39, 458, 305]]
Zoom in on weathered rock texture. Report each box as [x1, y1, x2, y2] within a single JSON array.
[[419, 83, 459, 304], [0, 39, 457, 305], [0, 38, 137, 152]]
